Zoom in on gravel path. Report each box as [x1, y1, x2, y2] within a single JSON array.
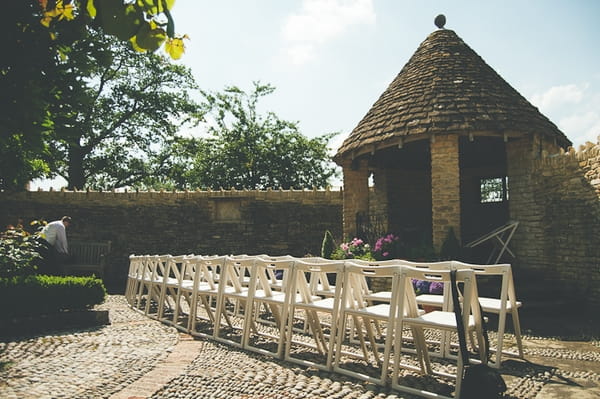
[[1, 296, 599, 399]]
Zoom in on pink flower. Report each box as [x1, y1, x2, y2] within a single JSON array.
[[340, 243, 349, 251], [383, 252, 389, 257]]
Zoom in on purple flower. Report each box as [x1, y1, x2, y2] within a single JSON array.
[[383, 251, 389, 257], [429, 282, 444, 294], [414, 280, 431, 294]]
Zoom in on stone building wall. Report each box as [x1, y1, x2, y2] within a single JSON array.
[[0, 189, 343, 290], [508, 138, 600, 308]]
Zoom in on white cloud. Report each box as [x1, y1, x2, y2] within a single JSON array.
[[286, 43, 317, 66], [529, 82, 600, 147], [559, 111, 600, 146], [530, 83, 586, 112], [281, 0, 376, 65]]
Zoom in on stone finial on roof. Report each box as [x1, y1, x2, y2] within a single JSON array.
[[434, 14, 446, 29]]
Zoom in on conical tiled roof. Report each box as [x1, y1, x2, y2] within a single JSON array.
[[335, 28, 571, 159]]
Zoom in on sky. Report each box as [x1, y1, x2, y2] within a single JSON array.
[[31, 0, 600, 190]]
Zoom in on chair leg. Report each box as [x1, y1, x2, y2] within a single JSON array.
[[512, 310, 524, 358], [494, 310, 507, 367]]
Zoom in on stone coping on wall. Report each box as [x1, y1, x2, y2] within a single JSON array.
[[1, 187, 344, 205], [534, 138, 600, 195]]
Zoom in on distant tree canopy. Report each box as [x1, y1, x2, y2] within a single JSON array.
[[138, 83, 340, 190]]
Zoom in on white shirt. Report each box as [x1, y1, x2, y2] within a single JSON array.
[[41, 220, 69, 254]]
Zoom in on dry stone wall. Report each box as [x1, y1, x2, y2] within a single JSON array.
[[0, 189, 342, 290], [509, 139, 600, 308]]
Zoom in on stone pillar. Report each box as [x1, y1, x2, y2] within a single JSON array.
[[430, 135, 461, 251], [341, 159, 370, 239], [370, 166, 389, 233], [506, 135, 537, 269]]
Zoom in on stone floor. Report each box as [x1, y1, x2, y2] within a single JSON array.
[[1, 295, 599, 399]]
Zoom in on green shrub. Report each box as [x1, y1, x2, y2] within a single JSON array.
[[0, 275, 107, 318], [0, 227, 43, 278], [321, 230, 336, 259]]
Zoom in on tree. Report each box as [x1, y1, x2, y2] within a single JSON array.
[[39, 0, 187, 59], [0, 1, 75, 190], [141, 82, 340, 190], [47, 28, 200, 190], [0, 0, 186, 191]]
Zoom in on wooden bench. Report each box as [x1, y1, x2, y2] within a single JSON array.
[[64, 241, 112, 279]]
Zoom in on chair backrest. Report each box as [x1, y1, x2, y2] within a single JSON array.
[[342, 263, 404, 311], [451, 261, 517, 311], [186, 255, 224, 291], [140, 255, 165, 282], [398, 267, 481, 324], [128, 255, 144, 278], [342, 259, 408, 294], [345, 259, 406, 266], [163, 254, 191, 285], [250, 259, 296, 297], [220, 257, 256, 294], [291, 260, 346, 304]]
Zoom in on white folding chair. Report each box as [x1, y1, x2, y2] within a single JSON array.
[[157, 255, 191, 326], [284, 260, 345, 370], [213, 257, 255, 347], [392, 267, 486, 398], [333, 263, 404, 385], [125, 255, 144, 306], [188, 256, 227, 338], [452, 261, 524, 367], [134, 255, 169, 318], [243, 258, 296, 358]]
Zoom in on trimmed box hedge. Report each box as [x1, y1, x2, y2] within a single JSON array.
[[0, 275, 107, 319]]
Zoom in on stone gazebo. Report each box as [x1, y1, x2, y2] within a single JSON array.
[[334, 17, 571, 255]]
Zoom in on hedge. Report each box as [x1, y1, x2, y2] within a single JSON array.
[[0, 275, 107, 318]]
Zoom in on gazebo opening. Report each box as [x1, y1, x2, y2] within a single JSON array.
[[361, 139, 432, 249], [459, 136, 509, 244]]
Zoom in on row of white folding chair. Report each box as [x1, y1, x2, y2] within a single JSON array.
[[126, 255, 521, 362], [347, 258, 524, 368], [333, 264, 486, 398], [127, 254, 212, 326], [193, 256, 486, 396], [404, 260, 524, 367], [129, 255, 171, 317], [210, 256, 343, 367], [124, 255, 501, 397], [125, 255, 144, 306]]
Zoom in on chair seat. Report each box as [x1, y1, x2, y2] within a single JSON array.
[[181, 280, 214, 291], [164, 277, 179, 286], [415, 294, 444, 307], [253, 289, 287, 302], [365, 291, 392, 302], [479, 297, 522, 312], [222, 286, 249, 296], [404, 310, 476, 331], [296, 296, 337, 311]]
